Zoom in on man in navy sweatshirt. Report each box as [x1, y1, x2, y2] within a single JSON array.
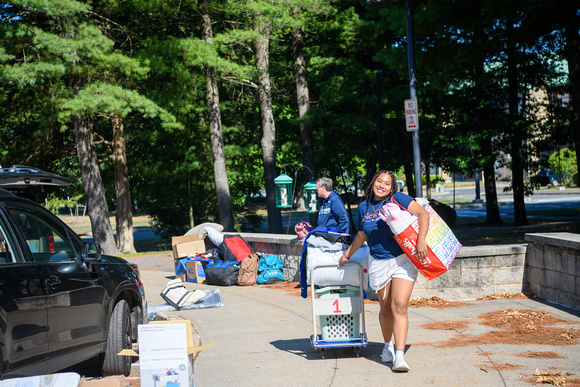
[[316, 177, 349, 233]]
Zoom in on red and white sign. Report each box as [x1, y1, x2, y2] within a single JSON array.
[[404, 99, 419, 132]]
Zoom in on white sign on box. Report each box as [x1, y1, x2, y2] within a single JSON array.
[[138, 323, 194, 387]]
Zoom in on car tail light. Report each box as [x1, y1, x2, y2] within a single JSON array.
[[129, 263, 140, 279], [49, 235, 55, 253], [130, 263, 146, 297]]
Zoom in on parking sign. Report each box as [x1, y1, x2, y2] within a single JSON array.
[[404, 99, 418, 132]]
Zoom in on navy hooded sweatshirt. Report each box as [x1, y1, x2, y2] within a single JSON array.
[[317, 191, 349, 232]]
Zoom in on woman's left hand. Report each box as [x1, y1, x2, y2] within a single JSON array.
[[408, 200, 430, 262], [416, 239, 428, 261]]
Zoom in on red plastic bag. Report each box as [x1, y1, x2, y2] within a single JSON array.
[[294, 222, 314, 240]]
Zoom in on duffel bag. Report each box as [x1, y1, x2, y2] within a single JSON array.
[[217, 234, 255, 262], [204, 260, 240, 286], [257, 254, 284, 285]]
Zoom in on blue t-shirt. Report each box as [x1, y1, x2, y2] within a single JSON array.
[[318, 191, 349, 232], [357, 191, 414, 259]]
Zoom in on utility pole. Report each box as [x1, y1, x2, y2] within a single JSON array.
[[368, 0, 422, 194], [406, 0, 422, 197]]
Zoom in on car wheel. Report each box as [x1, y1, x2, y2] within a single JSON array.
[[101, 300, 132, 376], [551, 178, 559, 186]]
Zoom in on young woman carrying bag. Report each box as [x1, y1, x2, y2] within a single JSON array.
[[338, 170, 429, 372]]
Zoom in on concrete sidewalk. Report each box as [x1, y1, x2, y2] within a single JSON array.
[[136, 260, 580, 387]]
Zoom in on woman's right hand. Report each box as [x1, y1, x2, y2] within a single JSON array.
[[338, 254, 349, 267]]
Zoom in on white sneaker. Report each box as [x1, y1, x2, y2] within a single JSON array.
[[381, 347, 395, 363], [393, 356, 410, 372]]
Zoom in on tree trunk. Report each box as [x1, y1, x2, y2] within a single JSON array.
[[482, 135, 502, 224], [111, 114, 136, 254], [474, 14, 502, 225], [255, 15, 282, 233], [73, 114, 118, 255], [507, 27, 528, 226], [565, 22, 580, 181], [292, 25, 317, 224], [202, 10, 235, 232], [188, 175, 194, 229]]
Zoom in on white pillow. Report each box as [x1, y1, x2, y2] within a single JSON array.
[[204, 227, 224, 246]]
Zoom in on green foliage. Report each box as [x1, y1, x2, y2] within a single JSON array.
[[1, 0, 578, 237], [422, 175, 445, 187], [549, 148, 577, 187], [44, 193, 84, 215], [7, 0, 90, 17]]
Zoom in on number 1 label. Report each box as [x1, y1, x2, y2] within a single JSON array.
[[332, 299, 342, 313]]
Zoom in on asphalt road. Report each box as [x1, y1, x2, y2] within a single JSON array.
[[431, 185, 580, 219]]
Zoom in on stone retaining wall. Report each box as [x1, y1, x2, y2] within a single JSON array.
[[236, 232, 527, 301], [524, 232, 580, 310]]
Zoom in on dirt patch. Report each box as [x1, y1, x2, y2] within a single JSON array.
[[514, 351, 565, 359], [422, 309, 580, 348], [476, 292, 535, 301], [421, 320, 470, 331], [410, 296, 471, 308], [480, 309, 580, 345], [259, 281, 308, 297]]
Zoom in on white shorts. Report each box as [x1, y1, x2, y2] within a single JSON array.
[[368, 253, 418, 292]]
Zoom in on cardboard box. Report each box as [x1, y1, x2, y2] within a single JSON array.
[[172, 234, 206, 260], [186, 260, 205, 283], [149, 319, 194, 353], [121, 320, 213, 387], [139, 321, 196, 387]]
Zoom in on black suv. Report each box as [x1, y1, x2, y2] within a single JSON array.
[[0, 166, 146, 379]]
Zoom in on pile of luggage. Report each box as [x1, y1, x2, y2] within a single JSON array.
[[174, 228, 284, 287]]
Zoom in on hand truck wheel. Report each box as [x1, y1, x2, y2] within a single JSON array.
[[320, 348, 326, 359]]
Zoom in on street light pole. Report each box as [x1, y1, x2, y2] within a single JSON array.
[[406, 0, 423, 197]]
